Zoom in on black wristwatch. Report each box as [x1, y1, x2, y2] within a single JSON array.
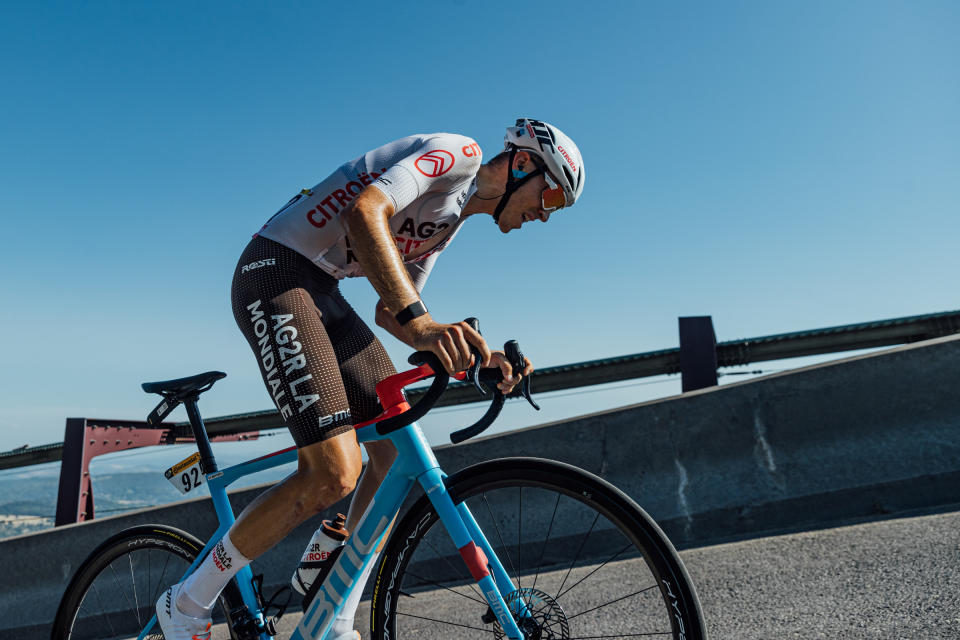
[[395, 300, 428, 326]]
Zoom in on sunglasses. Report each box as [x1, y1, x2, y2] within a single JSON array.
[[527, 155, 567, 212], [541, 171, 567, 212]]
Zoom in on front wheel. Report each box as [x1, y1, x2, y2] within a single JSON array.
[[51, 524, 241, 639], [371, 457, 706, 640]]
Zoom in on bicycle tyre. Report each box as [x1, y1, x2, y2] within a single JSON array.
[[51, 524, 242, 640], [371, 457, 706, 640]]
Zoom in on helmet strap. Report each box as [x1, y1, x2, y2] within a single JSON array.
[[492, 146, 544, 224]]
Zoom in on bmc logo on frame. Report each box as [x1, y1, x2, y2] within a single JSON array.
[[414, 150, 455, 178]]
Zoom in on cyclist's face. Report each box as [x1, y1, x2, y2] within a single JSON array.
[[497, 152, 553, 234]]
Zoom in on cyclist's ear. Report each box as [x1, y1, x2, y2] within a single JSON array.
[[513, 150, 534, 174]]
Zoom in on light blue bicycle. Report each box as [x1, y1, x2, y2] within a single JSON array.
[[52, 336, 706, 640]]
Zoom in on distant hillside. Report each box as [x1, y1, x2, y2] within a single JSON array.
[[0, 470, 186, 539], [0, 460, 290, 540]]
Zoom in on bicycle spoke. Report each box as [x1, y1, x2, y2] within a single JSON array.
[[530, 491, 561, 594], [403, 570, 488, 606], [556, 542, 633, 601], [149, 552, 173, 608], [89, 580, 119, 639], [556, 511, 600, 596], [419, 529, 485, 602], [567, 584, 660, 621], [481, 493, 520, 592], [147, 550, 152, 625], [108, 562, 138, 626], [396, 610, 495, 635], [128, 553, 142, 628]]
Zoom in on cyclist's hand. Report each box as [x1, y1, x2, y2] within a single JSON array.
[[489, 351, 534, 394], [407, 318, 492, 375]]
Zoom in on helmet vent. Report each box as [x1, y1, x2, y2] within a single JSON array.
[[563, 166, 575, 190]]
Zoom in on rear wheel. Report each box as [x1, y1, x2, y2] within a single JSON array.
[[371, 457, 706, 640], [51, 525, 241, 639]]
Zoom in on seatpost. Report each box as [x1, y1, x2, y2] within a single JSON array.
[[183, 395, 219, 473]]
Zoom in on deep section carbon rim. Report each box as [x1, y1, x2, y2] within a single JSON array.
[[373, 458, 705, 640]]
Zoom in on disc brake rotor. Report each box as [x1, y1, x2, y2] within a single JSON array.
[[492, 588, 570, 640]]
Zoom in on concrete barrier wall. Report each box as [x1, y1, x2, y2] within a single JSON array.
[[5, 335, 960, 638]]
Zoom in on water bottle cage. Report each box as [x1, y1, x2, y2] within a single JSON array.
[[301, 545, 346, 613]]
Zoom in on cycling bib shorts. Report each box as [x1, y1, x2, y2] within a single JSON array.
[[231, 236, 396, 447]]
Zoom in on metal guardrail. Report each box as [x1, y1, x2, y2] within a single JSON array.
[[3, 308, 959, 472]]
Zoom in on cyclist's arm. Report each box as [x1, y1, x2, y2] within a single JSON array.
[[343, 185, 418, 325], [374, 298, 407, 343], [343, 185, 490, 373], [375, 255, 436, 342]]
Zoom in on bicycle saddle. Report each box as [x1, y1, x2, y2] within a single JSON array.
[[142, 371, 226, 397]]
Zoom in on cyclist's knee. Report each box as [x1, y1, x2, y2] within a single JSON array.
[[287, 466, 358, 516], [311, 467, 358, 504], [292, 436, 362, 513]]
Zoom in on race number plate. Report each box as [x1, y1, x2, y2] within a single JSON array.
[[164, 452, 204, 495]]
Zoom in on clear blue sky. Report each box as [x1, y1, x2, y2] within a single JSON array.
[[1, 1, 958, 453]]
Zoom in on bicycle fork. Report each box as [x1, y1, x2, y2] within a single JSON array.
[[419, 467, 529, 640]]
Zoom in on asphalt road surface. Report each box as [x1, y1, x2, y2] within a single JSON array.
[[268, 508, 960, 639]]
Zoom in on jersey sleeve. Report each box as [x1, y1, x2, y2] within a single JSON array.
[[373, 134, 482, 214]]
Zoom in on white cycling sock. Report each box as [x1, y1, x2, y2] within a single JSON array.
[[179, 532, 252, 613], [330, 551, 380, 638]]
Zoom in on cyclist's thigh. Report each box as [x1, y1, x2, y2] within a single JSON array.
[[331, 313, 400, 465], [326, 292, 398, 424], [231, 236, 356, 449]]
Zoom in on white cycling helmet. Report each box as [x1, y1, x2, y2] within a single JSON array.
[[504, 118, 585, 209]]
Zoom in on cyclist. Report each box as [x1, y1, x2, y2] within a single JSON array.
[[156, 118, 585, 640]]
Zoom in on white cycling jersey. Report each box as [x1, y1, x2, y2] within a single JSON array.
[[257, 133, 484, 291]]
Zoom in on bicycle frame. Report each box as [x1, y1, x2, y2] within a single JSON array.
[[138, 417, 527, 640]]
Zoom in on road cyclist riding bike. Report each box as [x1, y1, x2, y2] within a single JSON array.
[[52, 328, 707, 639], [52, 118, 705, 640], [164, 118, 586, 640]]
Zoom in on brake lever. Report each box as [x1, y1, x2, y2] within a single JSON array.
[[463, 317, 487, 396], [504, 340, 540, 411], [448, 340, 540, 445]]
